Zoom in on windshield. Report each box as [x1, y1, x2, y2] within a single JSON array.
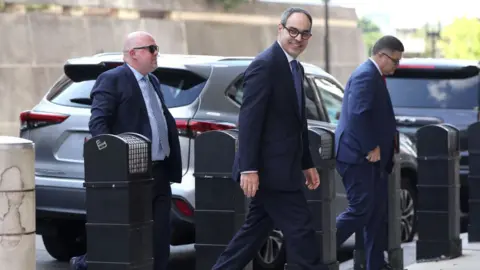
[[386, 75, 480, 110]]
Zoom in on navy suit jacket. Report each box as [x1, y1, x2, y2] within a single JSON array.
[[232, 42, 314, 191], [88, 64, 182, 183], [335, 60, 396, 175]]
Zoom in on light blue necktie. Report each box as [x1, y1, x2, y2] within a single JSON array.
[[142, 76, 170, 158]]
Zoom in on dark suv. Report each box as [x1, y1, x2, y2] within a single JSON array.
[[21, 53, 418, 269], [386, 58, 480, 221]]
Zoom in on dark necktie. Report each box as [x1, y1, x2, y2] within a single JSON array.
[[290, 60, 302, 113]]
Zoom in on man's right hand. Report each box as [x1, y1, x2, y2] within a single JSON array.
[[366, 146, 381, 162], [240, 172, 259, 198]]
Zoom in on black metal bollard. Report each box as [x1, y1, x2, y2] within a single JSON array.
[[387, 130, 404, 269], [83, 133, 154, 270], [416, 124, 462, 261], [194, 130, 252, 270], [305, 126, 339, 270], [353, 231, 366, 270], [468, 122, 480, 242]]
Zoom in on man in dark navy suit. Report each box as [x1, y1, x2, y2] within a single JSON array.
[[70, 31, 182, 270], [212, 8, 325, 270], [335, 36, 404, 270]]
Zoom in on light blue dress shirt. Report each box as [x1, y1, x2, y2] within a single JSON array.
[[127, 64, 170, 161]]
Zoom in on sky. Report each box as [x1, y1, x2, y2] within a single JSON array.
[[261, 0, 480, 33]]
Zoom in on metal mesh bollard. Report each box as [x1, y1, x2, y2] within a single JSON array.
[[304, 127, 338, 270], [194, 130, 252, 270], [83, 133, 154, 270], [0, 136, 35, 270], [387, 130, 404, 269], [416, 124, 462, 261], [468, 122, 480, 242]]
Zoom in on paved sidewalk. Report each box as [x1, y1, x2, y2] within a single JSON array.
[[339, 240, 417, 270], [406, 233, 480, 270], [340, 233, 480, 270]]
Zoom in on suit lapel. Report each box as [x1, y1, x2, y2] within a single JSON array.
[[272, 42, 301, 121], [123, 64, 149, 116]]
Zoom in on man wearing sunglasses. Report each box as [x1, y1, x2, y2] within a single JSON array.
[[69, 31, 182, 270], [334, 36, 404, 270], [212, 7, 325, 270]]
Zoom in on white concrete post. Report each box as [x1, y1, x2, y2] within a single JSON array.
[[0, 136, 36, 270]]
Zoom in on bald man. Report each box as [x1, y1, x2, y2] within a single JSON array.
[[69, 31, 182, 270]]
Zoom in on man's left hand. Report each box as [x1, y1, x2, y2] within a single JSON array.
[[304, 168, 320, 190]]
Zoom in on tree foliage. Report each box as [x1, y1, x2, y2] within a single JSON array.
[[214, 0, 249, 10], [358, 17, 382, 56], [438, 17, 480, 60]]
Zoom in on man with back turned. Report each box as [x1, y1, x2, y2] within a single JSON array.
[[211, 7, 326, 270], [335, 36, 404, 270]]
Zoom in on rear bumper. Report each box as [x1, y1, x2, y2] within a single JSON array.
[[35, 176, 194, 244]]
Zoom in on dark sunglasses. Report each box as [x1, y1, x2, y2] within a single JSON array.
[[381, 53, 400, 66], [282, 24, 312, 40], [132, 44, 159, 54]]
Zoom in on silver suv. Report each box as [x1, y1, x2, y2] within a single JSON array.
[[20, 53, 418, 269]]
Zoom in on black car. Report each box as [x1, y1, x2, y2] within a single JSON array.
[[386, 58, 480, 224]]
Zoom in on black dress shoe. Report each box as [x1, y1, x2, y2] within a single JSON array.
[[381, 263, 393, 270], [284, 263, 301, 270]]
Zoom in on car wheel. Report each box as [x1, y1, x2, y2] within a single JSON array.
[[42, 230, 86, 262], [253, 229, 285, 270], [400, 177, 417, 242]]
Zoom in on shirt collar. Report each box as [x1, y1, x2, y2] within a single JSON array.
[[277, 40, 296, 63], [126, 63, 147, 82], [369, 58, 383, 75]]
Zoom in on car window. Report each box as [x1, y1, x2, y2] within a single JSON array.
[[386, 75, 480, 110], [313, 78, 343, 124], [226, 76, 244, 105], [47, 68, 207, 109], [226, 75, 322, 121], [304, 79, 321, 121]]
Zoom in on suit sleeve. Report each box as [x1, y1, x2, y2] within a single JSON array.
[[348, 74, 377, 154], [300, 65, 314, 170], [88, 73, 117, 136], [238, 59, 271, 172], [301, 116, 314, 170]]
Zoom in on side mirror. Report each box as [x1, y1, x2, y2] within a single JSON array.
[[335, 111, 341, 120]]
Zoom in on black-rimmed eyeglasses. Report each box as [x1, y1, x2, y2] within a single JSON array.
[[282, 24, 312, 40], [381, 53, 400, 66]]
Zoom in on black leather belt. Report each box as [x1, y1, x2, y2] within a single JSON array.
[[152, 160, 164, 167]]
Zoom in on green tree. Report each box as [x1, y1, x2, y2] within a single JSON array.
[[214, 0, 249, 10], [358, 17, 382, 56], [438, 17, 480, 60]]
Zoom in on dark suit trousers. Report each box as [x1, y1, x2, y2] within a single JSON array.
[[152, 162, 172, 270], [212, 188, 325, 270], [335, 162, 388, 270]]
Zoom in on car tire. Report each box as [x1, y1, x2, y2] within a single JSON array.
[[253, 229, 285, 270], [42, 231, 86, 262], [400, 177, 417, 242]]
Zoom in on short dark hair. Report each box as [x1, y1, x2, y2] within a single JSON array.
[[280, 7, 313, 31], [372, 35, 404, 55]]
